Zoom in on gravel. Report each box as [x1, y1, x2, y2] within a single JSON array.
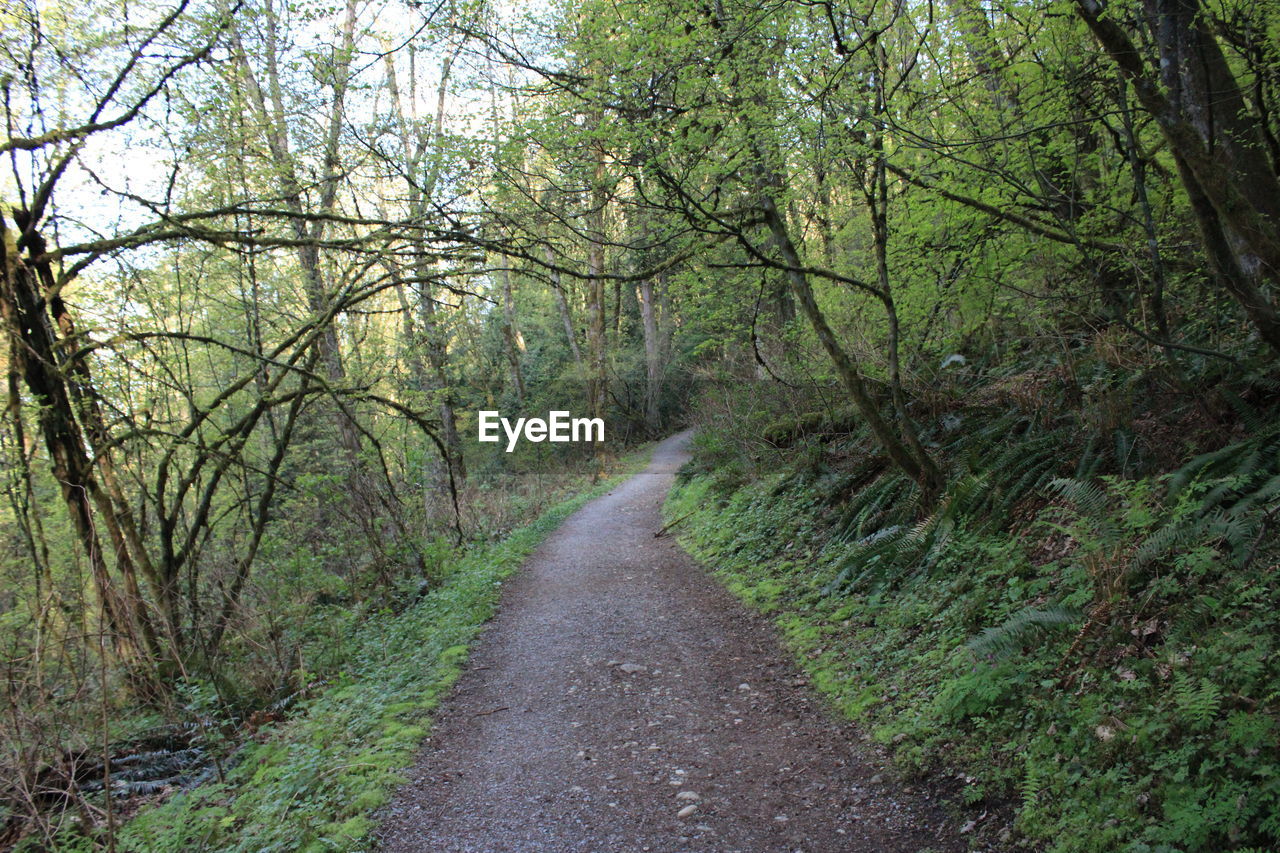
[[374, 432, 964, 852]]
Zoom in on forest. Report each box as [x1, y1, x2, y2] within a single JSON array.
[[1, 0, 1279, 849]]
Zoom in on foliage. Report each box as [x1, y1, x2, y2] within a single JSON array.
[[966, 606, 1081, 663], [5, 0, 1280, 845], [36, 454, 647, 853], [668, 410, 1280, 852]]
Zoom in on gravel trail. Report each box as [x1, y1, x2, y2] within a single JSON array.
[[375, 432, 963, 852]]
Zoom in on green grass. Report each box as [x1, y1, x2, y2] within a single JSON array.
[[109, 449, 651, 853]]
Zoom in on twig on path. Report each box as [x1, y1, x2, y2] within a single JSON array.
[[654, 512, 693, 538], [473, 706, 510, 717]]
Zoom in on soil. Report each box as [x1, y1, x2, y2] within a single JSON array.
[[374, 432, 966, 852]]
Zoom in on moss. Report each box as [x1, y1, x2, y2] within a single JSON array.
[[761, 407, 863, 447]]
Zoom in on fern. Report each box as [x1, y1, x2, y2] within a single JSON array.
[[830, 523, 940, 593], [1131, 492, 1264, 573], [1114, 426, 1138, 475], [1232, 471, 1280, 514], [990, 446, 1060, 522], [831, 471, 915, 543], [1132, 513, 1210, 569], [1171, 673, 1221, 730], [1169, 423, 1280, 503], [822, 525, 915, 595], [1074, 430, 1104, 480], [1020, 756, 1048, 808], [1049, 477, 1110, 519], [967, 604, 1081, 661]]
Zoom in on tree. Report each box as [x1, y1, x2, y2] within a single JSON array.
[[1076, 0, 1280, 353]]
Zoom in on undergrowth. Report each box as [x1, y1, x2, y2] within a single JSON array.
[[668, 421, 1280, 852], [36, 450, 650, 853]]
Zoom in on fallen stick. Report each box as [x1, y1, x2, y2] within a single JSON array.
[[654, 512, 694, 538]]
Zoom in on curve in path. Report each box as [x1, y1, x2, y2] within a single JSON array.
[[376, 433, 962, 852]]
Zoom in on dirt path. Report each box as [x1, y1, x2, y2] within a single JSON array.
[[375, 433, 963, 852]]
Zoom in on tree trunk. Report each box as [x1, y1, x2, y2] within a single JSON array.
[[384, 42, 465, 494], [585, 142, 609, 425], [230, 0, 367, 455], [548, 244, 583, 363], [497, 259, 527, 406], [757, 189, 943, 504], [418, 276, 466, 484], [638, 277, 663, 433], [1, 213, 162, 668], [866, 46, 944, 495]]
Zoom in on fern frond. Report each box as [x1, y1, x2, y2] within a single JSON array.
[[990, 449, 1060, 521], [1232, 472, 1280, 514], [1049, 477, 1109, 518], [1172, 672, 1221, 729], [1074, 430, 1103, 480], [1133, 511, 1222, 569], [967, 605, 1081, 661], [1169, 443, 1244, 499]]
